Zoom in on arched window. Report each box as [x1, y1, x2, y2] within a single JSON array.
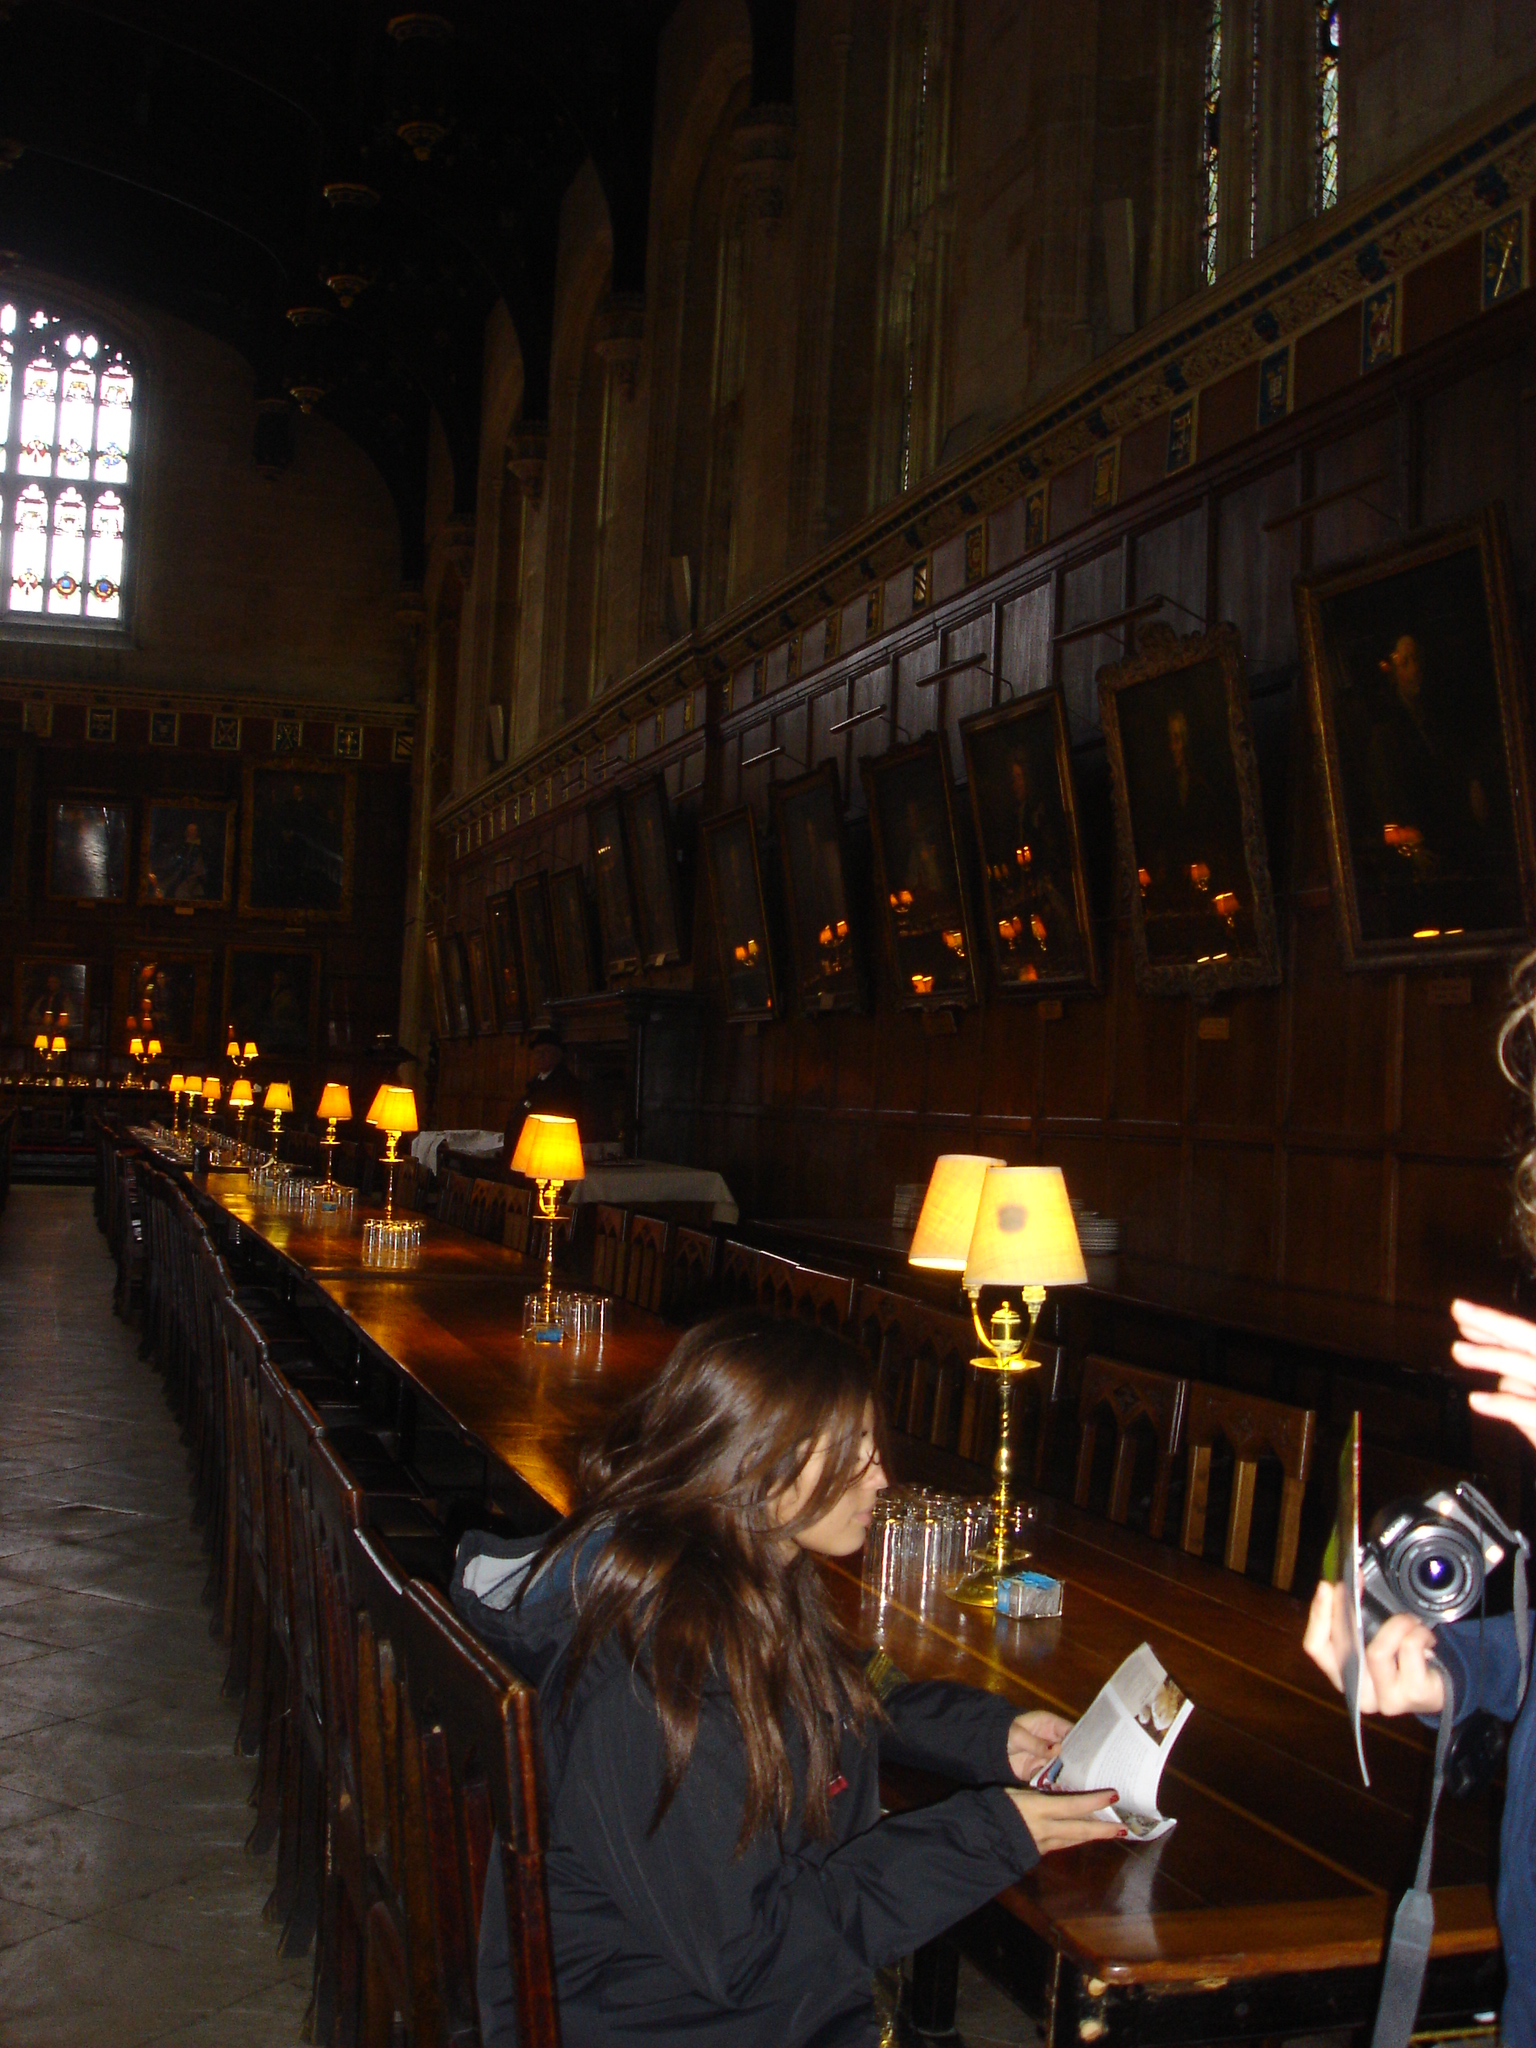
[[1315, 2, 1341, 214], [1202, 1, 1223, 285], [0, 297, 135, 624]]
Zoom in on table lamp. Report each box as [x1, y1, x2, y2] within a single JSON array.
[[169, 1073, 186, 1140], [365, 1084, 418, 1231], [128, 1035, 145, 1087], [315, 1082, 352, 1199], [185, 1076, 203, 1138], [511, 1112, 585, 1329], [229, 1076, 253, 1145], [146, 1038, 162, 1081], [263, 1080, 293, 1167], [908, 1154, 1007, 1271], [202, 1075, 221, 1135], [910, 1160, 1087, 1607], [228, 1035, 257, 1075], [50, 1034, 67, 1085], [32, 1032, 48, 1078]]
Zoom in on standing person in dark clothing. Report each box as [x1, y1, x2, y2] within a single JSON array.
[[502, 1029, 583, 1167], [453, 1314, 1122, 2048]]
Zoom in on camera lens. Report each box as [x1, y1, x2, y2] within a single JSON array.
[[1391, 1523, 1479, 1620]]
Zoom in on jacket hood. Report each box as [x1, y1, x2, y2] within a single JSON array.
[[450, 1526, 589, 1691]]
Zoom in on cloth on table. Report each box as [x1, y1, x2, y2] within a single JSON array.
[[567, 1160, 738, 1225], [410, 1129, 504, 1173]]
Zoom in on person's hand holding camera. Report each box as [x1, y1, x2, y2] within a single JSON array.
[[1303, 1581, 1445, 1716]]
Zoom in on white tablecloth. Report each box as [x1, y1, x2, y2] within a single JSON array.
[[411, 1128, 503, 1172], [569, 1160, 738, 1225]]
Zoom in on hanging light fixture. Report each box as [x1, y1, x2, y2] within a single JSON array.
[[320, 182, 381, 307], [386, 13, 455, 161], [283, 306, 333, 413]]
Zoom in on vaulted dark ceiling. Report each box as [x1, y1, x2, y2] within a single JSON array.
[[0, 1, 714, 580]]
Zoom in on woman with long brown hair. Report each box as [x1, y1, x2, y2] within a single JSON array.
[[455, 1311, 1121, 2047]]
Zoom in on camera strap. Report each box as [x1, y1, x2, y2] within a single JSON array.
[[1369, 1663, 1455, 2048]]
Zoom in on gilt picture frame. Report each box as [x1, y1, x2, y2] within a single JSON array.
[[549, 866, 597, 1002], [770, 761, 863, 1015], [466, 927, 498, 1036], [485, 890, 524, 1032], [701, 808, 778, 1023], [239, 763, 355, 921], [112, 948, 212, 1058], [588, 794, 642, 981], [1098, 625, 1280, 996], [424, 930, 451, 1041], [15, 957, 90, 1047], [139, 797, 236, 909], [442, 932, 474, 1037], [513, 872, 559, 1028], [46, 798, 130, 903], [1295, 504, 1536, 969], [222, 947, 320, 1059], [861, 733, 978, 1011], [621, 775, 686, 967]]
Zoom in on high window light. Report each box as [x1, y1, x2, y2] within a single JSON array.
[[1316, 2, 1341, 214], [1202, 0, 1223, 285], [0, 298, 135, 625]]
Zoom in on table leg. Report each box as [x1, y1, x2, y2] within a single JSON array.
[[909, 1931, 961, 2035]]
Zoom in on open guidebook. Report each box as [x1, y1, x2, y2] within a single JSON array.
[[1030, 1642, 1192, 1840]]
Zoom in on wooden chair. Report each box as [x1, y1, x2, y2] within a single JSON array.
[[438, 1171, 474, 1230], [590, 1204, 628, 1295], [663, 1226, 717, 1323], [1179, 1384, 1317, 1592], [623, 1214, 669, 1315], [503, 1184, 533, 1257], [472, 1178, 512, 1243], [792, 1264, 857, 1334], [1073, 1355, 1189, 1538], [716, 1237, 758, 1309], [756, 1249, 797, 1319]]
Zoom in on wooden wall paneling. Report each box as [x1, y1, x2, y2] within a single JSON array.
[[1132, 502, 1208, 632], [1397, 966, 1514, 1148], [1281, 1147, 1387, 1297], [1187, 1138, 1276, 1281], [1419, 346, 1536, 551], [1216, 463, 1303, 679], [974, 998, 1036, 1126], [845, 663, 892, 816], [923, 1007, 982, 1121], [1102, 1134, 1184, 1262], [894, 635, 940, 744], [1395, 1156, 1516, 1309], [1037, 983, 1111, 1124], [1308, 416, 1405, 571], [809, 679, 852, 789], [937, 610, 994, 768], [1284, 908, 1393, 1137], [1107, 943, 1188, 1127], [1058, 547, 1123, 739], [1191, 988, 1284, 1133], [738, 715, 775, 822], [998, 580, 1053, 695], [793, 1013, 833, 1111], [1042, 1132, 1109, 1217]]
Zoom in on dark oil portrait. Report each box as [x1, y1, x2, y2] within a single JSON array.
[[115, 951, 208, 1055], [622, 777, 683, 965], [862, 735, 977, 1009], [425, 931, 451, 1041], [140, 800, 234, 907], [17, 958, 89, 1044], [47, 798, 130, 901], [1296, 507, 1536, 967], [485, 891, 524, 1030], [589, 796, 641, 979], [223, 948, 318, 1058], [549, 867, 596, 1001], [442, 932, 474, 1037], [702, 809, 776, 1022], [240, 765, 354, 919], [962, 693, 1097, 995], [467, 927, 498, 1035], [771, 764, 861, 1014], [1100, 627, 1280, 995], [514, 872, 559, 1026]]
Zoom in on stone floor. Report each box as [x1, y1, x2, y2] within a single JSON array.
[[0, 1186, 310, 2048]]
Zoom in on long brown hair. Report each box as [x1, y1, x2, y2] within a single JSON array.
[[532, 1311, 881, 1848], [1499, 947, 1536, 1258]]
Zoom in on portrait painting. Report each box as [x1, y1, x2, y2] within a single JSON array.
[[622, 776, 685, 966], [239, 764, 354, 919], [549, 866, 596, 1001], [702, 809, 777, 1022], [961, 692, 1098, 996], [0, 745, 28, 911], [771, 763, 862, 1015], [485, 891, 523, 1031], [589, 795, 641, 980], [424, 931, 451, 1041], [16, 958, 89, 1046], [1099, 625, 1280, 995], [139, 799, 235, 908], [442, 932, 474, 1037], [47, 798, 130, 902], [513, 873, 558, 1026], [861, 734, 977, 1010], [112, 950, 210, 1057], [467, 927, 497, 1035], [223, 948, 319, 1058], [1295, 506, 1536, 968]]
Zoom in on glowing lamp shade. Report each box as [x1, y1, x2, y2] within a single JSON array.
[[185, 1075, 203, 1096], [226, 1036, 240, 1060], [316, 1082, 353, 1122], [33, 1034, 47, 1054], [510, 1113, 585, 1185], [229, 1079, 254, 1109], [263, 1081, 294, 1115], [908, 1154, 1006, 1270], [50, 1036, 67, 1055], [365, 1084, 419, 1136], [244, 1042, 258, 1060], [128, 1036, 145, 1059], [962, 1167, 1087, 1293], [169, 1073, 186, 1093], [147, 1039, 162, 1058], [202, 1076, 222, 1106]]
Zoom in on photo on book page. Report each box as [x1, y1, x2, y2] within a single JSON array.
[[1032, 1642, 1192, 1840]]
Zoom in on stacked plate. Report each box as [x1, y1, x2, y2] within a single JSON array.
[[1071, 1201, 1121, 1256]]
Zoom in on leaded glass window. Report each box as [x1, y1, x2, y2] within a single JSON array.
[[1202, 0, 1223, 286], [1316, 2, 1341, 214], [0, 298, 134, 624]]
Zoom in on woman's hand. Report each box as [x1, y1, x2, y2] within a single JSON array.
[[1450, 1298, 1536, 1455], [1007, 1710, 1073, 1779], [1006, 1786, 1125, 1853], [1303, 1581, 1445, 1716]]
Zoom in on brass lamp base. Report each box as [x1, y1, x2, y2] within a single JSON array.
[[944, 1285, 1047, 1610]]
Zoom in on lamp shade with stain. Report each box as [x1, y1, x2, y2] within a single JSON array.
[[908, 1154, 1007, 1270], [510, 1113, 585, 1185], [365, 1084, 418, 1135], [961, 1166, 1087, 1292], [229, 1079, 254, 1109], [263, 1081, 294, 1115], [316, 1082, 352, 1122]]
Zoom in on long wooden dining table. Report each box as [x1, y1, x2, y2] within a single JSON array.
[[190, 1159, 1504, 2047]]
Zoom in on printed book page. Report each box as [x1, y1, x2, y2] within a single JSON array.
[[1032, 1642, 1192, 1839]]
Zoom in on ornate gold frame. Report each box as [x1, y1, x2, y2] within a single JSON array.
[[137, 796, 237, 909], [238, 762, 355, 921]]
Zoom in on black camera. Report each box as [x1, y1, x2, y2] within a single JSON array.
[[1360, 1483, 1512, 1637]]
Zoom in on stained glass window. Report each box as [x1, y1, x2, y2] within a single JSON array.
[[1202, 0, 1223, 285], [0, 298, 135, 624], [1316, 2, 1341, 214]]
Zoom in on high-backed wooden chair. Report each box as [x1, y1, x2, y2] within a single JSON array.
[[503, 1184, 534, 1257], [792, 1264, 857, 1334], [1179, 1383, 1317, 1592], [438, 1170, 474, 1230], [1073, 1355, 1189, 1538], [623, 1214, 669, 1315], [590, 1204, 628, 1295], [664, 1226, 717, 1323], [756, 1249, 797, 1319], [472, 1179, 512, 1243], [716, 1238, 758, 1309]]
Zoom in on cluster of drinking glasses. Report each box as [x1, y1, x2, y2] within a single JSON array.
[[362, 1217, 424, 1265], [521, 1290, 607, 1344], [862, 1488, 1035, 1606]]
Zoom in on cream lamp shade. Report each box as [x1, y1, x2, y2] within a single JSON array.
[[147, 1039, 162, 1058], [316, 1082, 353, 1121], [962, 1166, 1087, 1293], [510, 1113, 585, 1184], [908, 1154, 1007, 1270], [185, 1075, 203, 1095], [169, 1073, 185, 1093], [229, 1079, 254, 1109], [128, 1036, 145, 1058], [50, 1035, 67, 1055], [365, 1084, 419, 1135], [33, 1034, 47, 1053], [263, 1081, 294, 1115], [201, 1076, 222, 1106]]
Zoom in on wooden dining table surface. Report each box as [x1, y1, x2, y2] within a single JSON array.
[[186, 1160, 1502, 2035]]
